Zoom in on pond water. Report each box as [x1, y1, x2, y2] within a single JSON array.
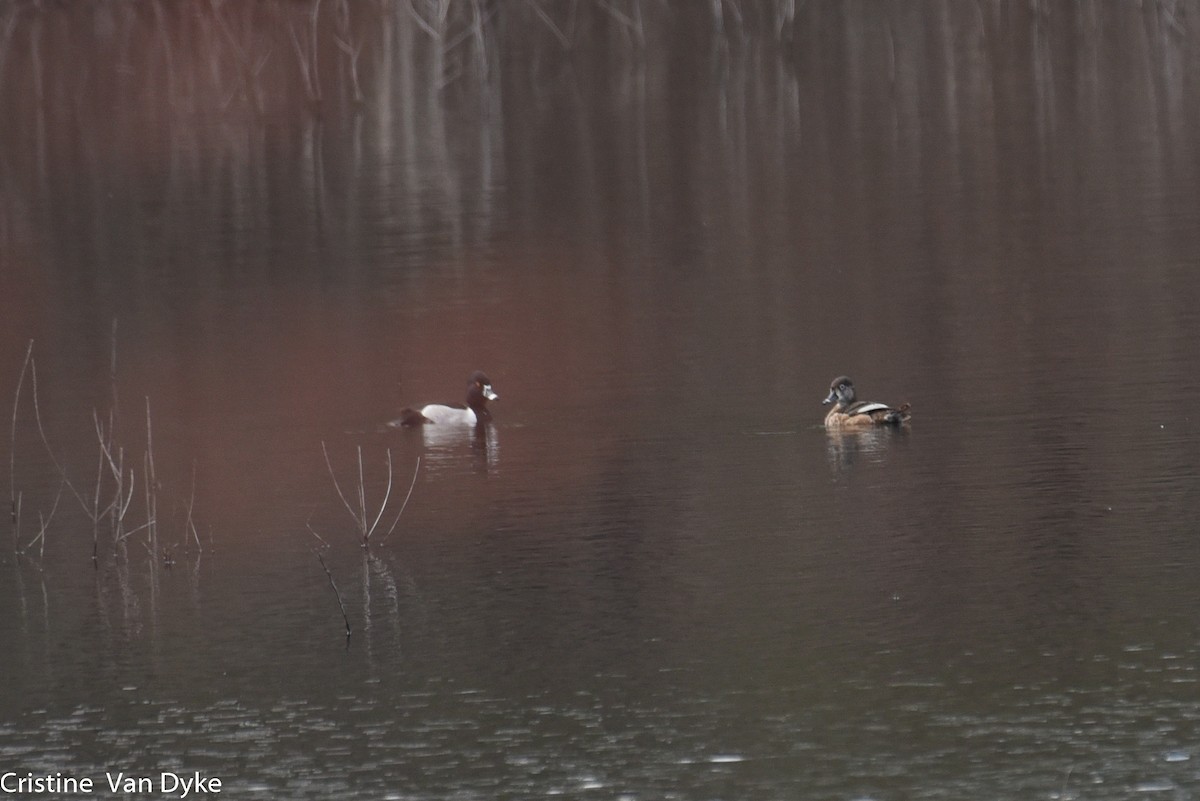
[[2, 3, 1200, 799]]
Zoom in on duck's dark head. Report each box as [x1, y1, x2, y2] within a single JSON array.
[[824, 376, 855, 407], [466, 371, 498, 420]]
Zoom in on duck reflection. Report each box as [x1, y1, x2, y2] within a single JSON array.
[[418, 421, 500, 474], [825, 425, 908, 474], [470, 422, 500, 472]]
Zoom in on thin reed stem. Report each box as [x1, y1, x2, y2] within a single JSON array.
[[30, 357, 88, 515], [91, 445, 104, 563], [315, 549, 352, 641], [305, 517, 330, 549], [322, 443, 407, 549], [184, 461, 201, 552], [144, 396, 158, 553], [379, 456, 420, 545], [363, 449, 393, 543], [321, 440, 361, 528], [10, 339, 32, 550], [356, 445, 366, 539], [22, 474, 64, 561]]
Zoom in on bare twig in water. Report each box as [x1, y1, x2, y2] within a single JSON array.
[[305, 516, 330, 549], [88, 409, 121, 561], [183, 461, 202, 552], [21, 474, 64, 562], [379, 456, 421, 545], [364, 450, 393, 542], [144, 397, 158, 555], [12, 492, 20, 552], [7, 329, 198, 563], [10, 339, 32, 550], [94, 413, 137, 546], [322, 440, 362, 528], [315, 549, 352, 640], [322, 443, 418, 550], [30, 356, 87, 513], [357, 446, 367, 536], [9, 342, 85, 556]]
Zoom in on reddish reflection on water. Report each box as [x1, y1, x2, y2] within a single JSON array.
[[2, 3, 1200, 799]]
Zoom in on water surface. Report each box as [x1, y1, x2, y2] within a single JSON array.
[[2, 3, 1200, 799]]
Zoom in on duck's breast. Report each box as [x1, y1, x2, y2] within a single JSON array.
[[419, 404, 476, 425]]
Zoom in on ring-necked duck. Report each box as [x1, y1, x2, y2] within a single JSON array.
[[823, 376, 911, 428], [395, 371, 498, 427]]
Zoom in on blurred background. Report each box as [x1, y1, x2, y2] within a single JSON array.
[[1, 2, 1199, 799]]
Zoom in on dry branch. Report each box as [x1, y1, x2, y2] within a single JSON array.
[[316, 549, 352, 640], [9, 339, 32, 550]]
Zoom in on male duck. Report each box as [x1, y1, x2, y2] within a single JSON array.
[[396, 371, 498, 427], [823, 376, 911, 428]]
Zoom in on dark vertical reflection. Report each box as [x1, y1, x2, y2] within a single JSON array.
[[0, 4, 1197, 540]]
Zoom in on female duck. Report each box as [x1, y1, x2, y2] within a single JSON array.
[[823, 376, 910, 428], [395, 371, 498, 427]]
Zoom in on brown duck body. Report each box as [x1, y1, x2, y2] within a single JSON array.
[[822, 376, 910, 428]]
